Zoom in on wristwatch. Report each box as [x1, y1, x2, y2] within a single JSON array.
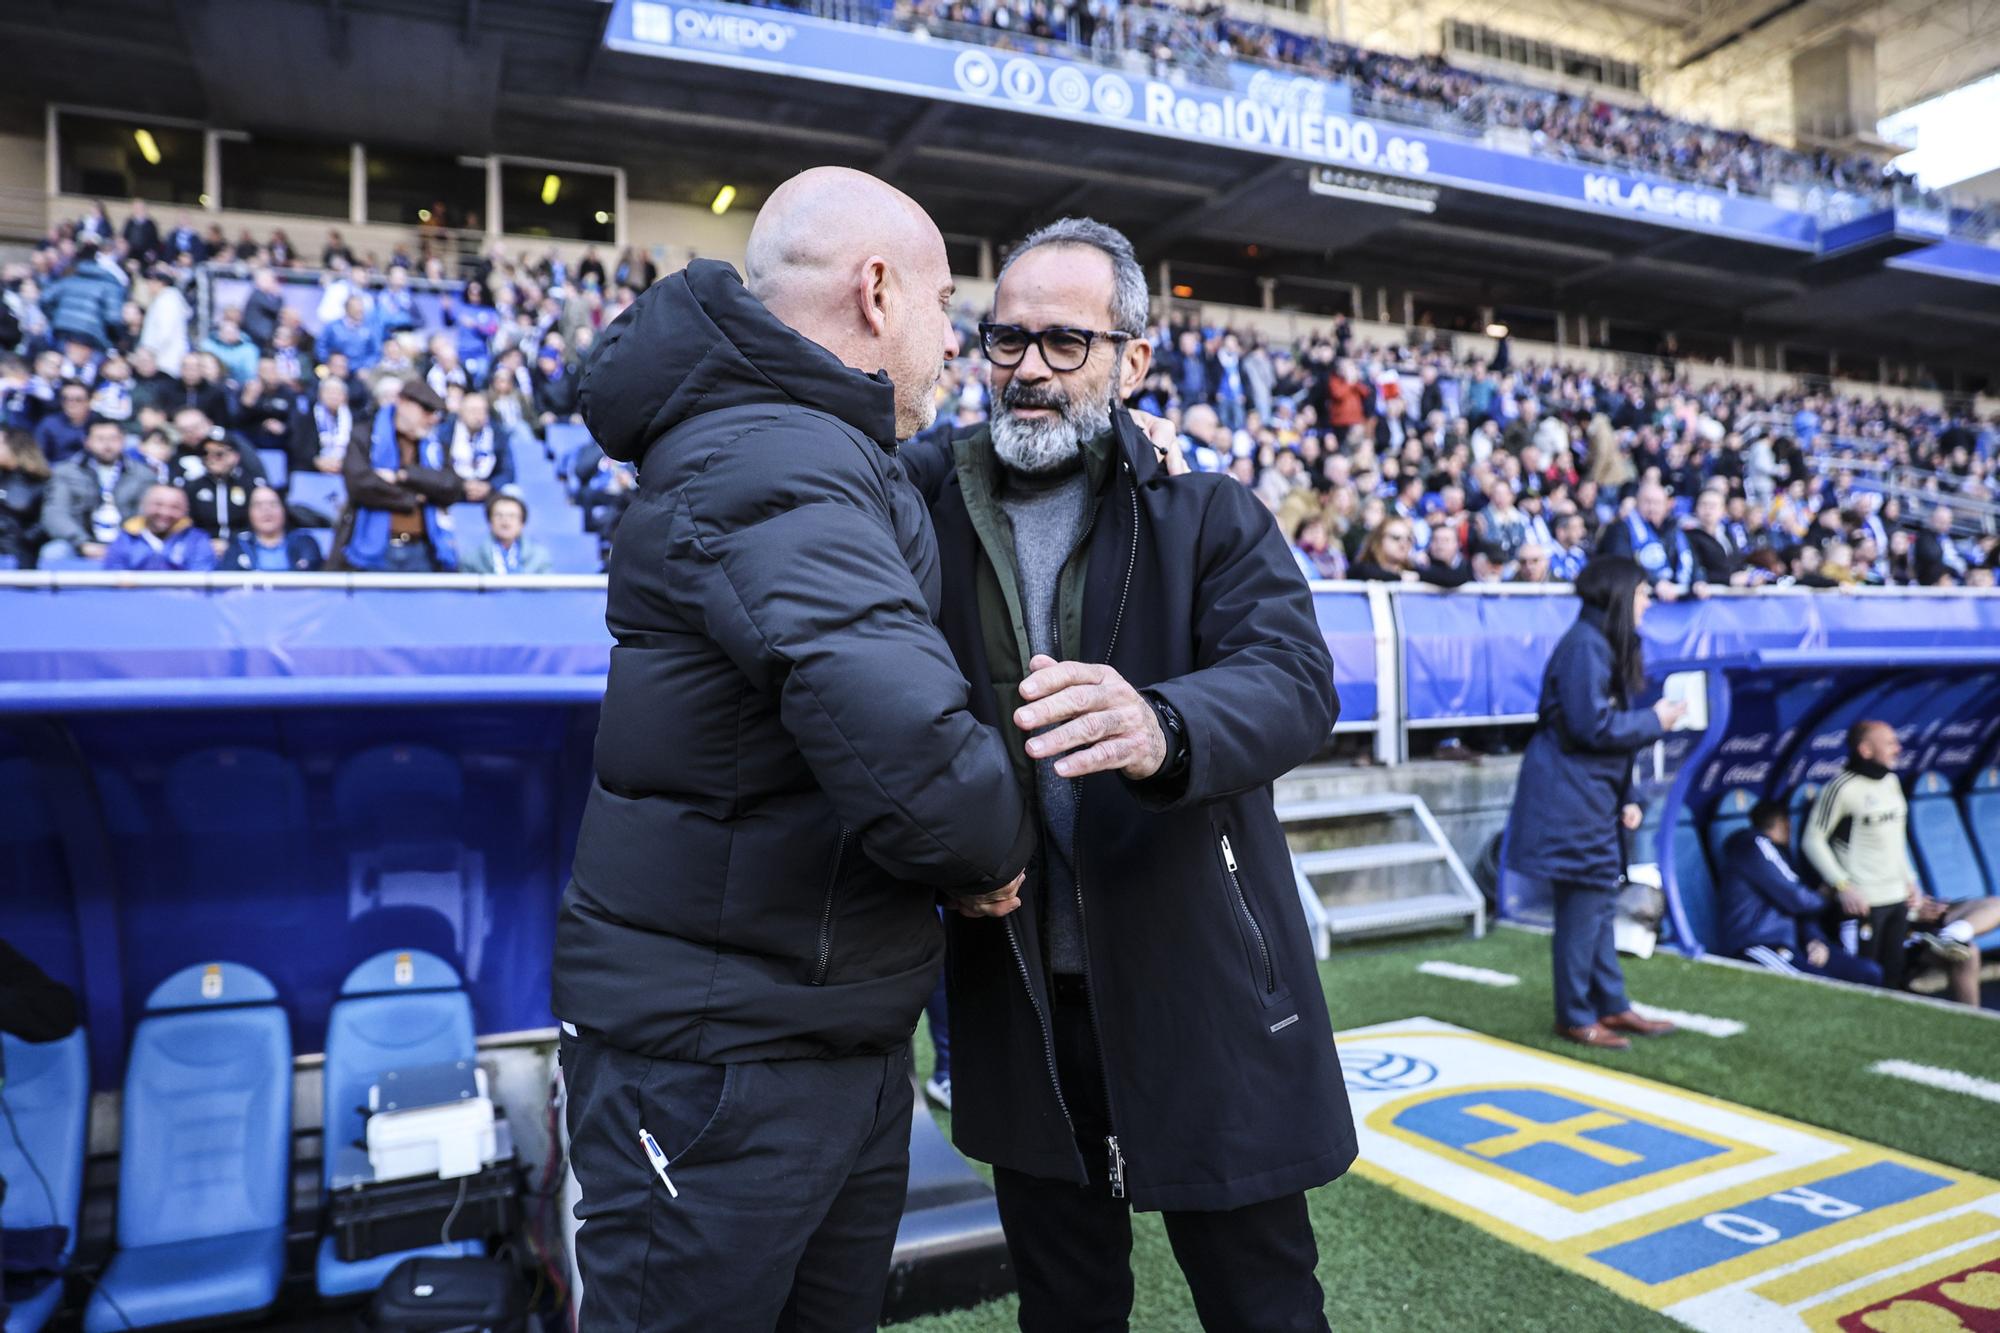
[[1144, 692, 1190, 781]]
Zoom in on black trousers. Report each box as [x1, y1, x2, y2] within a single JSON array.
[[1862, 902, 1912, 990], [561, 1032, 913, 1332], [992, 980, 1328, 1333]]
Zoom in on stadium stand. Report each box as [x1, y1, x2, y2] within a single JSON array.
[[4, 203, 1996, 586], [881, 0, 1931, 211]]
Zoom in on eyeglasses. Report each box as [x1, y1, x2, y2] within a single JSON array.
[[979, 322, 1130, 372]]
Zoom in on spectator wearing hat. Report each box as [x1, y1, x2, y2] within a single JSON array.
[[337, 377, 475, 573], [223, 484, 323, 571], [459, 493, 553, 575], [179, 431, 256, 550], [170, 406, 264, 485], [102, 483, 216, 571]]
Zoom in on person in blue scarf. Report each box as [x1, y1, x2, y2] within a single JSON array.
[[337, 378, 475, 573], [1594, 479, 1697, 601]]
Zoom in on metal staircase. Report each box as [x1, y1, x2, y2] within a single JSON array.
[[1281, 793, 1485, 951]]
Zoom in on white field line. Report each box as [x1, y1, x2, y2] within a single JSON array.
[[1871, 1059, 2000, 1105], [1630, 1002, 1745, 1038], [1417, 960, 1520, 987]]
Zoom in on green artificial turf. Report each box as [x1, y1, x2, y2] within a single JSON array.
[[892, 926, 2000, 1331]]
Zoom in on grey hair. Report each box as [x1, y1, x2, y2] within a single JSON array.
[[999, 217, 1149, 338]]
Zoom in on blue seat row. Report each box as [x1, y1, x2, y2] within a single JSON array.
[[0, 949, 480, 1331], [1670, 768, 2000, 957]]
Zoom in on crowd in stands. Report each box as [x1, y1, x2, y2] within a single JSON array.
[[1096, 315, 1999, 592], [4, 200, 1997, 588], [0, 202, 660, 573], [885, 0, 1921, 207]]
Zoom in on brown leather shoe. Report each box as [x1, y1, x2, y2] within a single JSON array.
[[1601, 1010, 1676, 1037], [1557, 1023, 1631, 1050]]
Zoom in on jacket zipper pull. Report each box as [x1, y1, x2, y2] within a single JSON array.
[[1220, 835, 1237, 873], [1107, 1135, 1127, 1200]]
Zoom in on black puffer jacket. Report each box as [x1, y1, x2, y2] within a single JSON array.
[[553, 261, 1035, 1062]]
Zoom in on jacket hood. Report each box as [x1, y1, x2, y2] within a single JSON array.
[[578, 259, 898, 464]]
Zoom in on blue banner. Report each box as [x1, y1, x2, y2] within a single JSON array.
[[604, 0, 1820, 247]]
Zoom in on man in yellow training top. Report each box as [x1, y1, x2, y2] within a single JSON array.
[[1802, 720, 1920, 988]]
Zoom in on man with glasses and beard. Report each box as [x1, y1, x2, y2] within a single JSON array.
[[903, 218, 1352, 1331]]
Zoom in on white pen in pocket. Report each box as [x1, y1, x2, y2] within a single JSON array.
[[638, 1127, 680, 1198]]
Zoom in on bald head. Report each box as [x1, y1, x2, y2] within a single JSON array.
[[744, 168, 959, 438]]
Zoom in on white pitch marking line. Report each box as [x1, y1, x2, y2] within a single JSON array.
[[1871, 1059, 2000, 1105], [1417, 960, 1520, 987], [1630, 1002, 1745, 1038]]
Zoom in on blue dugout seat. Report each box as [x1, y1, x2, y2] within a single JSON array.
[[1672, 806, 1718, 954], [1908, 771, 2000, 954], [334, 747, 483, 975], [1, 1030, 89, 1333], [1961, 768, 2000, 951], [1704, 787, 1759, 868], [85, 963, 291, 1333], [316, 949, 482, 1298]]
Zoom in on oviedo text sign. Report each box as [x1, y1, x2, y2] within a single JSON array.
[[1341, 1019, 2000, 1332]]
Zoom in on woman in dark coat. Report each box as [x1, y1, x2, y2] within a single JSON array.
[[1505, 557, 1687, 1049]]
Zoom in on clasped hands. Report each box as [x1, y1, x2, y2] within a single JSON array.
[[952, 654, 1169, 920]]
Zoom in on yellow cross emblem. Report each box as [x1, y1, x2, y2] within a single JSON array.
[[1459, 1104, 1643, 1167]]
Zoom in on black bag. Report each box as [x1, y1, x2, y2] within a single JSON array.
[[359, 1257, 527, 1333]]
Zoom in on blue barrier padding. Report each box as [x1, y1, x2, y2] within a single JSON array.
[[0, 588, 614, 694], [1310, 589, 1377, 724], [1399, 593, 1490, 721]]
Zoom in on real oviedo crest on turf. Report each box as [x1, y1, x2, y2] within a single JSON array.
[[1342, 1019, 2000, 1333]]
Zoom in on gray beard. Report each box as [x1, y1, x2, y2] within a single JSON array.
[[990, 391, 1113, 476]]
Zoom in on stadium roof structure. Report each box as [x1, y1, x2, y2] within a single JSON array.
[[6, 0, 1997, 375]]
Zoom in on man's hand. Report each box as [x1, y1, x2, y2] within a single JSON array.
[[463, 478, 492, 503], [951, 870, 1025, 919], [316, 457, 342, 474], [1655, 580, 1683, 603], [1127, 409, 1189, 476], [1837, 887, 1869, 917], [1806, 939, 1829, 968], [1907, 882, 1924, 912], [1016, 654, 1167, 780], [1620, 803, 1643, 831]]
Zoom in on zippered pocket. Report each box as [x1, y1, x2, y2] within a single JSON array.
[[811, 828, 850, 986], [1216, 829, 1285, 1003]]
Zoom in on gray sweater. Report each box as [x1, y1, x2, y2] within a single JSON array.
[[999, 461, 1092, 974]]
